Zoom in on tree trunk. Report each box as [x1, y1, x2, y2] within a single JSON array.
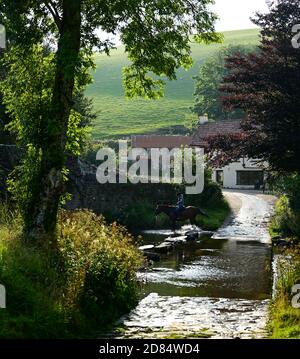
[[26, 0, 82, 240]]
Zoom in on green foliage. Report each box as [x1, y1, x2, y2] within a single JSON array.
[[0, 48, 13, 144], [196, 184, 230, 230], [86, 29, 259, 139], [121, 174, 228, 230], [210, 0, 300, 173], [122, 200, 156, 230], [270, 174, 300, 237], [0, 205, 142, 338], [1, 45, 91, 151], [58, 210, 142, 329], [192, 44, 258, 121], [196, 201, 230, 231], [272, 173, 300, 214], [119, 0, 218, 99], [2, 45, 54, 147], [271, 196, 300, 238], [0, 0, 222, 236], [269, 251, 300, 338], [0, 45, 91, 227]]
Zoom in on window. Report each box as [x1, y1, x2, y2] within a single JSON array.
[[236, 171, 264, 186], [216, 170, 224, 185]]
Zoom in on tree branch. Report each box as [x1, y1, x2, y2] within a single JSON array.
[[44, 1, 62, 32]]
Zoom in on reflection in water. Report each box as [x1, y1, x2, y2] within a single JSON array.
[[139, 235, 272, 300], [116, 192, 274, 338]]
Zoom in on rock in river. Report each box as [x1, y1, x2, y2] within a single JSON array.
[[139, 245, 155, 252], [164, 236, 187, 245]]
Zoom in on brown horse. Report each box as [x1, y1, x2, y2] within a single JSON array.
[[155, 204, 208, 230]]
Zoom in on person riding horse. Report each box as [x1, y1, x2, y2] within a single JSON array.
[[155, 199, 208, 230], [174, 192, 185, 219]]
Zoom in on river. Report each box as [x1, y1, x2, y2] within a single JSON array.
[[115, 190, 276, 339]]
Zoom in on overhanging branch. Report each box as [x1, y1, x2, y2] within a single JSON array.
[[44, 0, 62, 32]]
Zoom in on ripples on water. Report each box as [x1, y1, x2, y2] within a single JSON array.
[[116, 193, 274, 338], [139, 235, 272, 300]]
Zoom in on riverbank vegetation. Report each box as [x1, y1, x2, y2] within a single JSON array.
[[123, 175, 230, 231], [192, 0, 300, 339], [270, 173, 300, 239], [268, 173, 300, 338], [269, 249, 300, 338], [0, 0, 222, 339], [80, 144, 230, 231], [0, 204, 142, 338]]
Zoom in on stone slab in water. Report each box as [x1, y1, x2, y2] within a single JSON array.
[[139, 245, 155, 251], [164, 236, 187, 244]]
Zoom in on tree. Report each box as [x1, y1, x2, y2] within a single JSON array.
[[206, 0, 300, 173], [0, 0, 221, 241], [0, 51, 95, 146], [192, 44, 258, 120], [0, 48, 13, 144]]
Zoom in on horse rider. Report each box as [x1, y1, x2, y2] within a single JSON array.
[[174, 192, 185, 219]]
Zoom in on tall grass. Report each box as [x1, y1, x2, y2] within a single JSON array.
[[0, 204, 142, 338], [270, 195, 300, 237], [269, 252, 300, 338]]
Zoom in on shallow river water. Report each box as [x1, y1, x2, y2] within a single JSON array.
[[115, 191, 275, 339]]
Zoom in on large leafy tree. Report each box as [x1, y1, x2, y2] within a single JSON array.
[[192, 44, 258, 120], [0, 0, 220, 240], [0, 48, 13, 144], [207, 0, 300, 173]]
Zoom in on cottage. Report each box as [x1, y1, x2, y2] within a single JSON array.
[[192, 118, 266, 189], [131, 119, 266, 190]]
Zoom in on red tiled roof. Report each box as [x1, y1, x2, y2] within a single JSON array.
[[191, 120, 242, 146], [131, 135, 192, 149]]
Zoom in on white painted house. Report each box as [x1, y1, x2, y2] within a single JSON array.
[[191, 119, 266, 190], [131, 119, 267, 190]]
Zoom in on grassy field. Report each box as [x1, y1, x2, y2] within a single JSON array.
[[86, 29, 259, 139]]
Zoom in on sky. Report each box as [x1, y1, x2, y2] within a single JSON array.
[[213, 0, 270, 31], [97, 0, 270, 45]]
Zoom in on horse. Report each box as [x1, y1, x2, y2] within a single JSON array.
[[155, 204, 208, 231]]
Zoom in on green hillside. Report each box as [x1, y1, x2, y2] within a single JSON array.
[[87, 29, 259, 139]]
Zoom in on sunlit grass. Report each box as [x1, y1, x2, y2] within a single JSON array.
[[86, 29, 259, 139]]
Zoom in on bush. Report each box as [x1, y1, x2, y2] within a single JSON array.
[[121, 200, 156, 230], [186, 179, 229, 230], [270, 173, 300, 238], [271, 195, 300, 237], [0, 205, 142, 338], [194, 182, 223, 208], [196, 199, 230, 231], [269, 252, 300, 338], [58, 210, 142, 329]]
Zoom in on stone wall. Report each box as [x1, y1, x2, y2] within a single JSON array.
[[65, 157, 179, 216], [0, 145, 179, 214]]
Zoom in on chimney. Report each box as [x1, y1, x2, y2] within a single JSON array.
[[199, 115, 209, 125]]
